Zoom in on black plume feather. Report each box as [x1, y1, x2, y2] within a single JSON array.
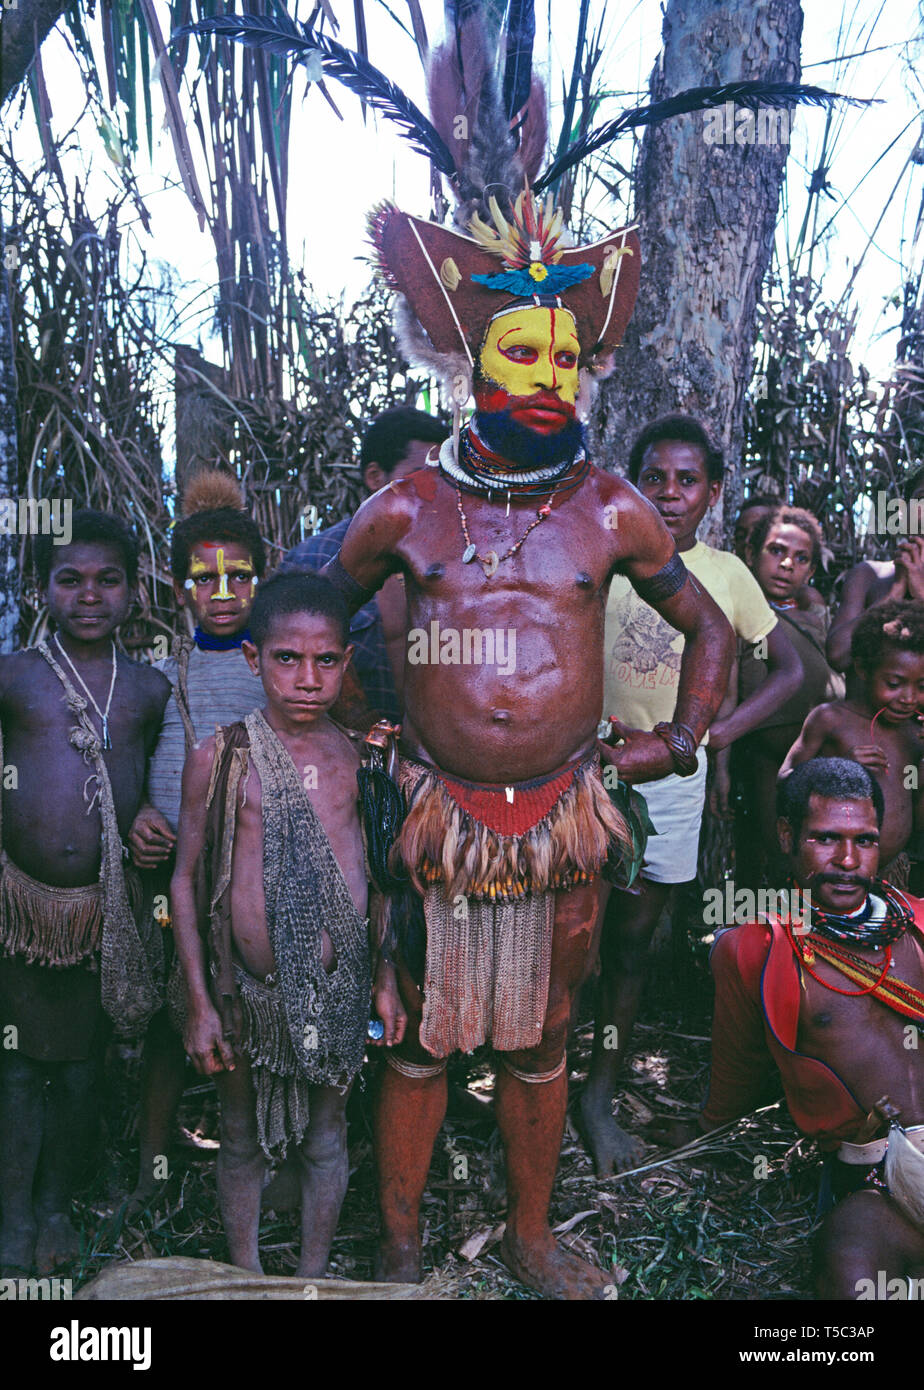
[[533, 79, 874, 194], [173, 13, 457, 177], [503, 0, 536, 130]]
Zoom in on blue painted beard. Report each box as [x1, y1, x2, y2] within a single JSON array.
[[473, 408, 586, 471]]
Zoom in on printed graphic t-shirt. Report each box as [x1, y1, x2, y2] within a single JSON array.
[[604, 540, 776, 740]]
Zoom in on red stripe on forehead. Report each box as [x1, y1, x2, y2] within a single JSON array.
[[551, 307, 579, 346], [548, 307, 556, 385]]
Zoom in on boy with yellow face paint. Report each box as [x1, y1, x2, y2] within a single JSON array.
[[126, 471, 267, 1212]]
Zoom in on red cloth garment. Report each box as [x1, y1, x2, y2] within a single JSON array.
[[701, 897, 924, 1149], [434, 764, 581, 837]]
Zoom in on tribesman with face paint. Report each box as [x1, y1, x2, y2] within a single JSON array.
[[125, 471, 267, 1212], [183, 0, 858, 1299], [331, 33, 738, 1304], [328, 33, 737, 1301]]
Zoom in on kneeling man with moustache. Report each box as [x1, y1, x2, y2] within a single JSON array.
[[687, 758, 924, 1299]]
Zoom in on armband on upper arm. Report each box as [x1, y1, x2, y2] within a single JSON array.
[[324, 551, 376, 613], [632, 549, 688, 605]]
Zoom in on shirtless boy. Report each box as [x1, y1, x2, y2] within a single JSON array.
[[827, 468, 924, 673], [0, 511, 170, 1275], [780, 600, 924, 872], [171, 572, 405, 1276], [689, 759, 924, 1297]]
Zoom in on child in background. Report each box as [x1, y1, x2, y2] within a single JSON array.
[[780, 599, 924, 879], [127, 471, 266, 1210]]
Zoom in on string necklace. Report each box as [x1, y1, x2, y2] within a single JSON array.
[[53, 632, 118, 750], [456, 486, 558, 578]]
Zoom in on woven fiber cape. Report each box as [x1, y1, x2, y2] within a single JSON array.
[[199, 712, 371, 1153], [29, 641, 162, 1036]]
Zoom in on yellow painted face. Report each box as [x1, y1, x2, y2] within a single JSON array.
[[478, 305, 580, 407], [185, 547, 256, 602]]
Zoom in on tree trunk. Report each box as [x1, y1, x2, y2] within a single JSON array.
[[0, 0, 75, 106], [0, 218, 21, 652], [592, 0, 803, 542], [174, 345, 233, 497]]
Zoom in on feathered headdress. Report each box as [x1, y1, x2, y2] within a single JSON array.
[[175, 3, 867, 386]]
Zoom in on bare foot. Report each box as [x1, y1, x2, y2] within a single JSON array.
[[261, 1159, 301, 1212], [34, 1212, 81, 1273], [124, 1178, 169, 1219], [374, 1239, 422, 1283], [577, 1089, 645, 1177], [0, 1218, 36, 1276], [500, 1228, 608, 1300]]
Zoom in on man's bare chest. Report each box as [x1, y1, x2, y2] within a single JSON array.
[[797, 935, 924, 1042], [398, 496, 618, 601]]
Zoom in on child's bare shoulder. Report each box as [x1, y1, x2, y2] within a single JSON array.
[[0, 648, 53, 704], [805, 700, 845, 731], [119, 653, 172, 703]]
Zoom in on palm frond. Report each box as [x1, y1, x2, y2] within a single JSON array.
[[533, 80, 875, 195], [173, 13, 457, 177]]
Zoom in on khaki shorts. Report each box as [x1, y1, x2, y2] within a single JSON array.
[[636, 748, 708, 885]]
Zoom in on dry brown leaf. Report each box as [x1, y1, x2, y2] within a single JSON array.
[[458, 1223, 505, 1262], [553, 1209, 599, 1236]]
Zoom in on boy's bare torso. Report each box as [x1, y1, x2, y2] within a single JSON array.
[[814, 700, 923, 864], [228, 715, 367, 981], [796, 929, 924, 1127], [0, 649, 168, 886]]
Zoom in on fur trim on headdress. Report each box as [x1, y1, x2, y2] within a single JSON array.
[[181, 470, 245, 517], [394, 297, 472, 401]]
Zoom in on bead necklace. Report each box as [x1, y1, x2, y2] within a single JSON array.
[[439, 432, 588, 498], [785, 917, 893, 998], [804, 882, 913, 949]]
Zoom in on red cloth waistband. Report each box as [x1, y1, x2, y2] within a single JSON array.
[[424, 753, 593, 837]]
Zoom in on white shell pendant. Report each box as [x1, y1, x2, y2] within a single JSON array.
[[462, 543, 477, 563]]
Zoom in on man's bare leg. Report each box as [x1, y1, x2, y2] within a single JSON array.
[[129, 1009, 188, 1213], [375, 960, 448, 1282], [579, 878, 671, 1176], [497, 879, 610, 1299], [294, 1084, 350, 1278], [33, 1057, 98, 1272], [215, 1054, 266, 1273], [0, 1051, 44, 1275], [814, 1190, 924, 1299]]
